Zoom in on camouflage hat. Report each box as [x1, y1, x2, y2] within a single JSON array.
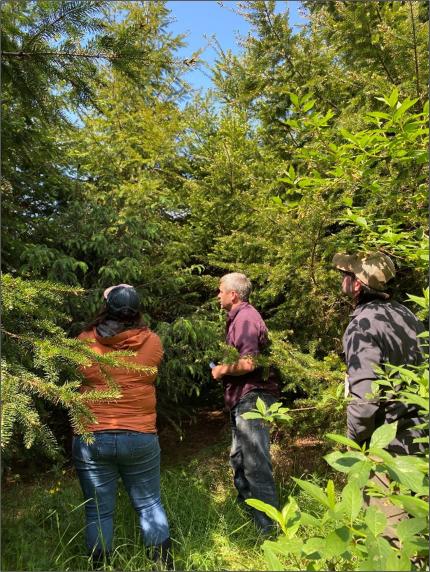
[[332, 252, 396, 291]]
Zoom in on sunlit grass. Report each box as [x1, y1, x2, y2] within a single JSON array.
[[2, 436, 333, 571]]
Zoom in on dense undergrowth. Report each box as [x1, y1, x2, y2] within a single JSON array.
[[2, 430, 335, 571]]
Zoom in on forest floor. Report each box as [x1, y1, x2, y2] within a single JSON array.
[[158, 407, 328, 479], [2, 409, 336, 571]]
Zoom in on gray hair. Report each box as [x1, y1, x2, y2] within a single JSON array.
[[220, 272, 252, 301]]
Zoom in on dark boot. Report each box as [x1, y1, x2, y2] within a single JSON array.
[[250, 508, 278, 537], [147, 537, 173, 570], [90, 549, 111, 570]]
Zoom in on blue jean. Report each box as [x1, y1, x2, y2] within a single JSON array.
[[72, 431, 170, 555], [230, 391, 278, 530]]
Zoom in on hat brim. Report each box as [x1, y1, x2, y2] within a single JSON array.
[[103, 283, 134, 300], [332, 253, 358, 273]]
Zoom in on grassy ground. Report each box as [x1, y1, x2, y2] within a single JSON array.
[[2, 417, 336, 571]]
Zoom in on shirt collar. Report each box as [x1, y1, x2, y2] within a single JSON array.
[[350, 299, 386, 318], [350, 305, 364, 318], [227, 301, 248, 322]]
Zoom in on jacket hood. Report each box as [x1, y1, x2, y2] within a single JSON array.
[[93, 326, 152, 350]]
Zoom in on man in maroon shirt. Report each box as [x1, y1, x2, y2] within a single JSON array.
[[211, 272, 279, 533]]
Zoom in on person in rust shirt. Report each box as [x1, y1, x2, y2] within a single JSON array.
[[211, 272, 279, 533], [74, 284, 171, 568]]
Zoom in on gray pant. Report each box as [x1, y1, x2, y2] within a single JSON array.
[[230, 391, 278, 531]]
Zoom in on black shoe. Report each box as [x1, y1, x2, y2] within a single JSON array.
[[147, 537, 173, 570], [251, 510, 278, 537], [90, 550, 111, 570]]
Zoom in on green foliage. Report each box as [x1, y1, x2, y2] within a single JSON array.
[[1, 274, 156, 461], [156, 315, 222, 402], [2, 0, 428, 477], [242, 397, 292, 424], [249, 291, 429, 571]]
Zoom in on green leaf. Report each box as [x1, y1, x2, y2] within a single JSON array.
[[382, 549, 411, 572], [406, 293, 428, 308], [369, 422, 397, 449], [302, 537, 326, 559], [325, 433, 362, 450], [255, 396, 267, 415], [385, 456, 428, 494], [393, 97, 419, 120], [300, 511, 322, 527], [245, 498, 282, 524], [263, 536, 303, 557], [324, 450, 366, 473], [289, 92, 299, 107], [288, 164, 295, 179], [361, 535, 395, 571], [354, 215, 368, 227], [325, 526, 351, 558], [389, 495, 428, 518], [302, 99, 315, 112], [280, 498, 301, 538], [262, 545, 284, 571], [340, 128, 363, 147], [326, 479, 336, 510], [367, 111, 391, 120], [241, 412, 263, 420], [348, 460, 372, 487], [388, 88, 399, 108], [396, 517, 427, 542], [403, 536, 430, 556], [399, 392, 428, 410], [292, 478, 330, 509], [364, 506, 387, 536], [272, 196, 284, 205], [367, 447, 395, 464], [340, 481, 362, 521], [297, 177, 314, 188]]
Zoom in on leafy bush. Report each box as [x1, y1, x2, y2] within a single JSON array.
[[245, 291, 429, 571]]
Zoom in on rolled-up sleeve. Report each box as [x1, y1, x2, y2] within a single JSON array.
[[344, 324, 382, 445]]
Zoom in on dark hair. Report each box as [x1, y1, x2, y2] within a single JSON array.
[[83, 305, 145, 331]]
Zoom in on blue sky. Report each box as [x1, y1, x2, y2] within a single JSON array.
[[166, 1, 307, 92]]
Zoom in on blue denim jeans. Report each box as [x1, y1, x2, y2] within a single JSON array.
[[72, 431, 170, 555], [230, 391, 278, 531]]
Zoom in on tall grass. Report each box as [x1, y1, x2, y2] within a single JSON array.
[[2, 437, 333, 571]]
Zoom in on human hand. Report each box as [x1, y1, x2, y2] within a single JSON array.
[[211, 365, 225, 381]]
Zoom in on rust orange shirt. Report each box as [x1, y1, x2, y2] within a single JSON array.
[[77, 327, 163, 433]]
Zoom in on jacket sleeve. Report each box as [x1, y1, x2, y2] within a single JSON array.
[[344, 323, 382, 445]]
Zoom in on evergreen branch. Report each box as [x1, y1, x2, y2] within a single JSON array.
[[25, 0, 105, 48], [261, 1, 339, 112], [1, 328, 25, 340], [2, 50, 122, 60]]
